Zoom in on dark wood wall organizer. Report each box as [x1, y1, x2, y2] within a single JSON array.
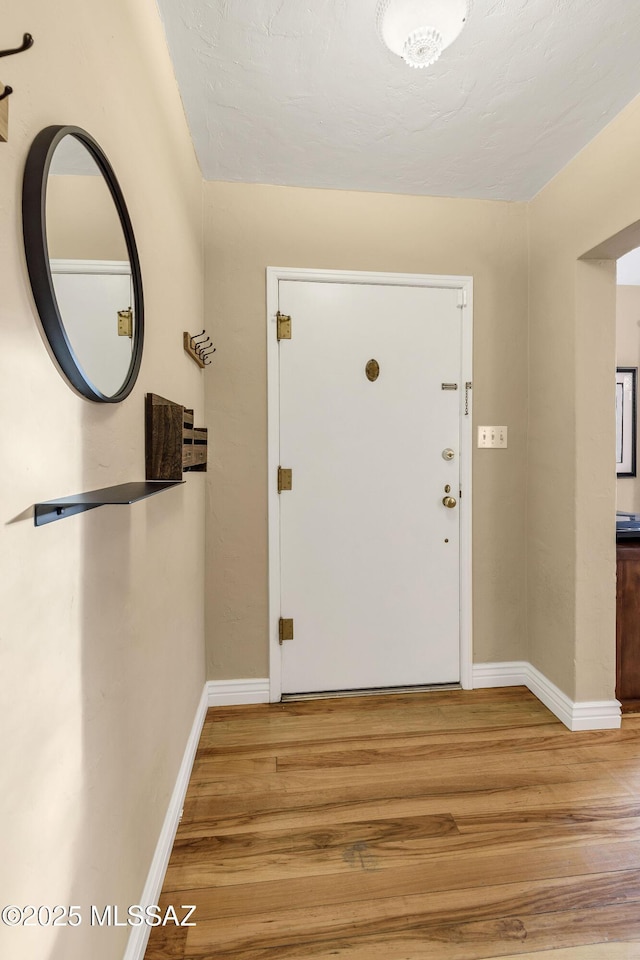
[[146, 393, 208, 480]]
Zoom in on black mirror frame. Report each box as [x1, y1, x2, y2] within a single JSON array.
[[22, 125, 144, 402]]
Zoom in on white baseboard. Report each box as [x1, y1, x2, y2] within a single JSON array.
[[472, 661, 621, 731], [207, 678, 270, 706], [570, 699, 624, 731], [472, 661, 529, 688], [123, 684, 208, 960]]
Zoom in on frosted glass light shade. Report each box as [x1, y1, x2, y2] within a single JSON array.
[[377, 0, 471, 68]]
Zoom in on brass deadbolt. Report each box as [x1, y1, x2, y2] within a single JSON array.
[[365, 359, 380, 382]]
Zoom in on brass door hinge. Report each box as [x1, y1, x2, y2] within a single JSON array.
[[279, 618, 294, 645], [278, 467, 292, 492], [277, 312, 291, 340], [118, 308, 133, 338]]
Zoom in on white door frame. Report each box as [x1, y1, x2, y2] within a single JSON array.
[[267, 267, 473, 702]]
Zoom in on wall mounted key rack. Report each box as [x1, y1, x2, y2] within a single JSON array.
[[184, 330, 216, 368], [0, 33, 34, 142]]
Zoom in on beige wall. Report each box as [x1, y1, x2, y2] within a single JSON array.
[[0, 3, 205, 959], [47, 175, 129, 261], [528, 93, 640, 703], [616, 284, 640, 513], [204, 182, 529, 680]]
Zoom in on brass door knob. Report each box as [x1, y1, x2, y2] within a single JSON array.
[[442, 496, 457, 508]]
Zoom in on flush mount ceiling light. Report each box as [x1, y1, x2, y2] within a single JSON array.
[[377, 0, 472, 69]]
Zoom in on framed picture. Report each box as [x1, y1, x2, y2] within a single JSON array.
[[616, 367, 637, 477]]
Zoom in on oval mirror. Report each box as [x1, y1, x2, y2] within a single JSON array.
[[22, 126, 144, 402]]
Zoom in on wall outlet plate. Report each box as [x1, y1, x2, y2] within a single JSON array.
[[478, 426, 508, 448]]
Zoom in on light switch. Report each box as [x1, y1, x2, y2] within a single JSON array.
[[478, 426, 508, 448]]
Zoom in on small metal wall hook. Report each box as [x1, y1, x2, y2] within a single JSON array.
[[0, 33, 34, 141], [0, 33, 34, 59], [190, 330, 207, 347]]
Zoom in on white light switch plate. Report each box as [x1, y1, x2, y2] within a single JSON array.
[[478, 426, 508, 448]]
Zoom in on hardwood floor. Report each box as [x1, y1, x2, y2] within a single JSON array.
[[144, 687, 640, 960]]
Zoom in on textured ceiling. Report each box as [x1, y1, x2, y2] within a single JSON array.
[[154, 0, 640, 201]]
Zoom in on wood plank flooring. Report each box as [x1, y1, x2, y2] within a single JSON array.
[[144, 687, 640, 960]]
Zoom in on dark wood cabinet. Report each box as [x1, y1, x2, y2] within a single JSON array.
[[616, 539, 640, 712]]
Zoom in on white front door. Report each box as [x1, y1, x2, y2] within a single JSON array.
[[270, 271, 472, 696]]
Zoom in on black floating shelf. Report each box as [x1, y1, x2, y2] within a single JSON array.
[[34, 480, 184, 527]]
